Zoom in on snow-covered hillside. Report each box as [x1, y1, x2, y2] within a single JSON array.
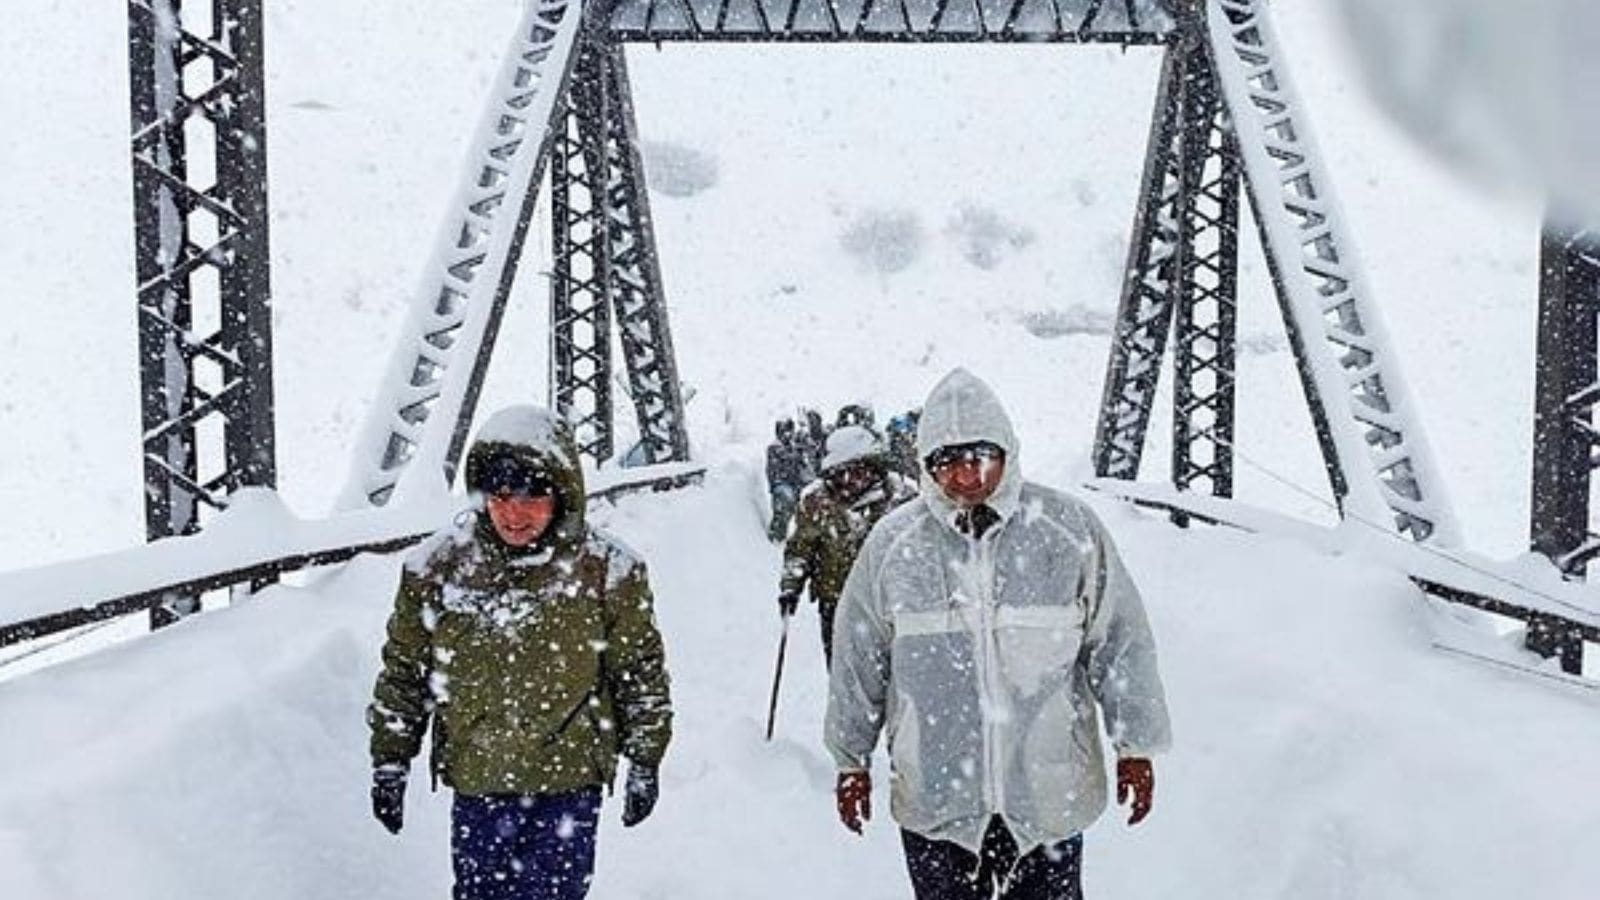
[[0, 0, 1588, 898]]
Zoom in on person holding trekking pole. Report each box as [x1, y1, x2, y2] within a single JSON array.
[[777, 425, 914, 670]]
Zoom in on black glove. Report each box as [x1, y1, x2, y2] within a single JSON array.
[[778, 593, 800, 617], [371, 766, 407, 835], [621, 763, 660, 827]]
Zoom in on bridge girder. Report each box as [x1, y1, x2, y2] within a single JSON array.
[[128, 0, 275, 624]]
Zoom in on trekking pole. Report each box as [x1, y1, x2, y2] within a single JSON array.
[[765, 613, 791, 741]]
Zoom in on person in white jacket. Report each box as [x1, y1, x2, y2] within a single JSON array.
[[824, 368, 1171, 900]]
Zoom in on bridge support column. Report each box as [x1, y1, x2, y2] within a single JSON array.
[[1093, 49, 1185, 481], [550, 39, 616, 462], [551, 38, 690, 466], [1170, 35, 1242, 501], [1527, 222, 1600, 673], [1094, 30, 1241, 506], [129, 0, 275, 626], [1530, 223, 1600, 574], [597, 45, 691, 465]]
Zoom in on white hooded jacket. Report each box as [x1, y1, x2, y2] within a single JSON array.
[[824, 369, 1171, 854]]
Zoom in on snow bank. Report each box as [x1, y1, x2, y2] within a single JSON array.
[[2, 470, 1596, 898]]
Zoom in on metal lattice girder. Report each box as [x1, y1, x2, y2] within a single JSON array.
[[1530, 224, 1600, 577], [1170, 36, 1241, 497], [128, 1, 275, 545], [596, 45, 692, 464], [1092, 48, 1184, 480], [1207, 0, 1461, 545], [550, 40, 616, 463], [606, 0, 1178, 42], [340, 0, 585, 508]]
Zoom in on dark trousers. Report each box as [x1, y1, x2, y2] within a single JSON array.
[[451, 788, 602, 900], [818, 598, 838, 670], [768, 485, 799, 542], [901, 817, 1083, 900]]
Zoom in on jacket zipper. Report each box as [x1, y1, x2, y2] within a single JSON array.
[[972, 532, 1005, 817]]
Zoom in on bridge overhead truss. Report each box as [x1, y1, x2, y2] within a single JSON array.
[[122, 0, 1501, 646], [106, 0, 1600, 671]]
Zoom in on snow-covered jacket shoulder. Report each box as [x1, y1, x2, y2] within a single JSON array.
[[586, 525, 649, 590]]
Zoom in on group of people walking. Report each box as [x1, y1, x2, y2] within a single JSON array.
[[764, 402, 907, 542], [366, 368, 1171, 900]]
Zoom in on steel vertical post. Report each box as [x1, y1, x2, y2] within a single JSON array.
[[1092, 46, 1184, 480], [216, 0, 276, 492], [1526, 223, 1600, 673], [550, 38, 616, 462], [128, 0, 275, 626], [597, 44, 691, 464], [1529, 225, 1600, 573], [1170, 37, 1241, 498]]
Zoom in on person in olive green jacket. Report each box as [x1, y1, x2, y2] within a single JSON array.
[[779, 425, 915, 669], [366, 405, 672, 900]]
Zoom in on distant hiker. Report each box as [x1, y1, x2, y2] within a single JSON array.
[[885, 407, 922, 481], [825, 369, 1171, 900], [779, 425, 914, 669], [835, 402, 876, 433], [766, 417, 813, 542], [799, 407, 830, 474], [366, 405, 673, 900]]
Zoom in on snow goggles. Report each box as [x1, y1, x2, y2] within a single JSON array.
[[825, 461, 877, 490], [924, 441, 1005, 473], [478, 456, 556, 498]]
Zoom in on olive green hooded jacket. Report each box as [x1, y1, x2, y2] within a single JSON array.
[[780, 465, 915, 612], [367, 407, 672, 796]]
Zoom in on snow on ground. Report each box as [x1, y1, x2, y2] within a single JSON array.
[[0, 0, 1592, 897], [1, 468, 1597, 899]]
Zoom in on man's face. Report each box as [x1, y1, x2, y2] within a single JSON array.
[[826, 461, 878, 500], [928, 443, 1006, 508], [485, 493, 558, 546]]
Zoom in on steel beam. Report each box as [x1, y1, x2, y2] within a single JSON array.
[[550, 40, 616, 462], [597, 45, 692, 464], [1092, 47, 1183, 480], [1209, 0, 1461, 545], [604, 0, 1178, 42], [339, 0, 586, 508], [129, 0, 275, 625], [1170, 37, 1240, 498], [1529, 223, 1600, 580]]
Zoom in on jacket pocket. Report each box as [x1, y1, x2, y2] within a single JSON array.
[[544, 691, 594, 746], [993, 605, 1085, 696], [432, 709, 486, 786]]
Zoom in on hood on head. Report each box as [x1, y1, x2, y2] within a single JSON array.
[[821, 425, 883, 473], [463, 405, 587, 547], [916, 368, 1019, 462], [915, 368, 1023, 524]]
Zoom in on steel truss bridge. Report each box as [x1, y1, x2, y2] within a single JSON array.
[[4, 0, 1597, 680]]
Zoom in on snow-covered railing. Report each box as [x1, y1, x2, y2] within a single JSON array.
[[0, 493, 443, 649], [0, 464, 703, 652], [1087, 479, 1600, 678]]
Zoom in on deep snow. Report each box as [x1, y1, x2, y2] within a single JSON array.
[[1, 472, 1597, 898], [0, 0, 1593, 897]]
